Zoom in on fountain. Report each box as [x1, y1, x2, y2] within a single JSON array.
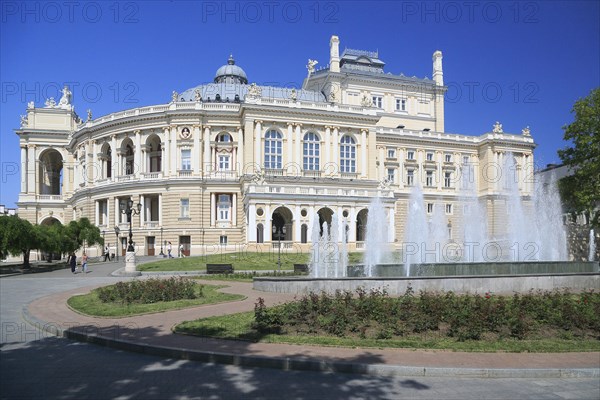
[[590, 229, 596, 262], [256, 157, 598, 295]]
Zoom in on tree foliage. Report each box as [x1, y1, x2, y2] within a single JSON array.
[[558, 88, 600, 227], [0, 216, 103, 267]]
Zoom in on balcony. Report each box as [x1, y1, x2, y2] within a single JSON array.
[[37, 194, 63, 201], [141, 172, 162, 179], [340, 172, 358, 180], [117, 175, 134, 182], [264, 168, 284, 176], [144, 221, 160, 228], [303, 170, 321, 178], [177, 170, 193, 178]]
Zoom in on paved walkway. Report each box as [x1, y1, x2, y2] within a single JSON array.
[[19, 264, 600, 378]]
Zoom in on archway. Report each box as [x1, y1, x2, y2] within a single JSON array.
[[356, 209, 368, 242], [257, 223, 264, 243], [38, 149, 63, 195], [271, 206, 293, 241], [317, 207, 334, 236], [100, 143, 112, 179], [146, 134, 162, 173], [40, 217, 62, 260]]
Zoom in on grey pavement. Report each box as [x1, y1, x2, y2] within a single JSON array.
[[1, 261, 599, 400]]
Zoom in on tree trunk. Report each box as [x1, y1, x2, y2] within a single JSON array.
[[22, 250, 31, 269]]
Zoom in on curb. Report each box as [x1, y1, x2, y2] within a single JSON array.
[[21, 303, 600, 379]]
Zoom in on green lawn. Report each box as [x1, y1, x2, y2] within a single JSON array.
[[67, 284, 245, 317], [174, 311, 600, 353], [138, 251, 369, 272]]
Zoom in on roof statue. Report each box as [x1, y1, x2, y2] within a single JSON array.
[[194, 88, 201, 102], [493, 121, 503, 133], [87, 109, 92, 121], [171, 90, 179, 103], [44, 97, 57, 108], [27, 101, 35, 109], [522, 126, 531, 136], [246, 83, 262, 99], [58, 85, 72, 109], [20, 115, 28, 128], [289, 88, 297, 101], [306, 59, 318, 76]]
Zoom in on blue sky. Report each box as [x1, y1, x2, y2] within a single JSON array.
[[1, 0, 598, 208]]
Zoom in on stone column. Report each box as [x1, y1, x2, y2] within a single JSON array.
[[115, 198, 120, 226], [20, 146, 27, 193], [163, 127, 170, 176], [92, 140, 98, 184], [265, 204, 271, 242], [111, 135, 117, 181], [331, 126, 339, 170], [27, 144, 38, 194], [248, 204, 257, 242], [254, 120, 262, 166], [236, 127, 244, 173], [378, 146, 385, 181], [204, 125, 211, 173], [170, 126, 177, 174], [95, 200, 100, 226], [287, 123, 294, 167], [294, 205, 301, 243], [210, 192, 216, 226], [388, 207, 395, 243], [324, 126, 331, 167], [139, 195, 145, 228], [360, 129, 367, 178], [193, 125, 201, 174], [158, 194, 163, 226], [232, 193, 237, 226], [294, 124, 302, 169], [134, 131, 141, 177], [349, 207, 357, 243]]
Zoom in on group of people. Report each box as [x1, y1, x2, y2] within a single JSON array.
[[69, 252, 88, 274], [166, 242, 186, 258]]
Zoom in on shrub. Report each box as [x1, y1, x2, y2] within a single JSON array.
[[97, 277, 200, 305]]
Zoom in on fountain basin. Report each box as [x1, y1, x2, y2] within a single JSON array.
[[254, 262, 600, 295], [348, 261, 599, 277]]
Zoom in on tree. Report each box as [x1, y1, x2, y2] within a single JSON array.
[[558, 88, 600, 228], [0, 215, 41, 268], [64, 217, 103, 254]]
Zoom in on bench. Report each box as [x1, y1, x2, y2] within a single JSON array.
[[293, 263, 309, 274], [206, 263, 234, 274]]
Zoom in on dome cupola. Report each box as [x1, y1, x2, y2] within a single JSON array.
[[214, 55, 248, 84]]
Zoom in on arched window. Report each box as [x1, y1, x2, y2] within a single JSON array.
[[264, 130, 282, 169], [303, 132, 320, 171], [146, 135, 162, 173], [101, 144, 112, 179], [301, 224, 308, 244], [125, 144, 134, 175], [257, 223, 264, 243], [217, 132, 232, 142], [340, 135, 356, 173]]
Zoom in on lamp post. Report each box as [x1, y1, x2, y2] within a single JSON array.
[[159, 227, 164, 257], [272, 225, 286, 272], [119, 199, 142, 275], [114, 226, 120, 262]]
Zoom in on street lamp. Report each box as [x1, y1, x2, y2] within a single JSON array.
[[114, 226, 120, 262], [272, 224, 286, 272], [159, 227, 165, 257], [119, 199, 142, 275], [120, 199, 142, 252]]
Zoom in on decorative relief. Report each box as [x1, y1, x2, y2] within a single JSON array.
[[247, 83, 262, 99], [360, 95, 372, 107], [180, 127, 192, 140]]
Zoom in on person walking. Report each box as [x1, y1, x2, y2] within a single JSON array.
[[103, 244, 110, 262], [70, 253, 77, 273], [81, 252, 89, 274], [167, 241, 173, 258]]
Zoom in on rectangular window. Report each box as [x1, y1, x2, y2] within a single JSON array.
[[181, 149, 191, 170], [217, 194, 231, 221], [407, 170, 414, 186], [426, 152, 434, 161], [444, 172, 452, 188], [387, 148, 396, 159], [446, 204, 453, 214], [99, 200, 108, 225], [407, 150, 415, 160], [180, 198, 189, 218], [444, 153, 452, 163], [220, 235, 228, 246], [387, 168, 395, 183], [218, 155, 230, 171], [427, 203, 434, 214], [462, 155, 470, 164], [395, 98, 406, 111], [426, 171, 434, 187], [372, 96, 383, 108]]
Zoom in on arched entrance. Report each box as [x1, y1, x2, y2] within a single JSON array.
[[40, 217, 62, 260], [356, 209, 368, 242], [38, 149, 63, 195], [317, 207, 334, 236], [271, 206, 293, 241]]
